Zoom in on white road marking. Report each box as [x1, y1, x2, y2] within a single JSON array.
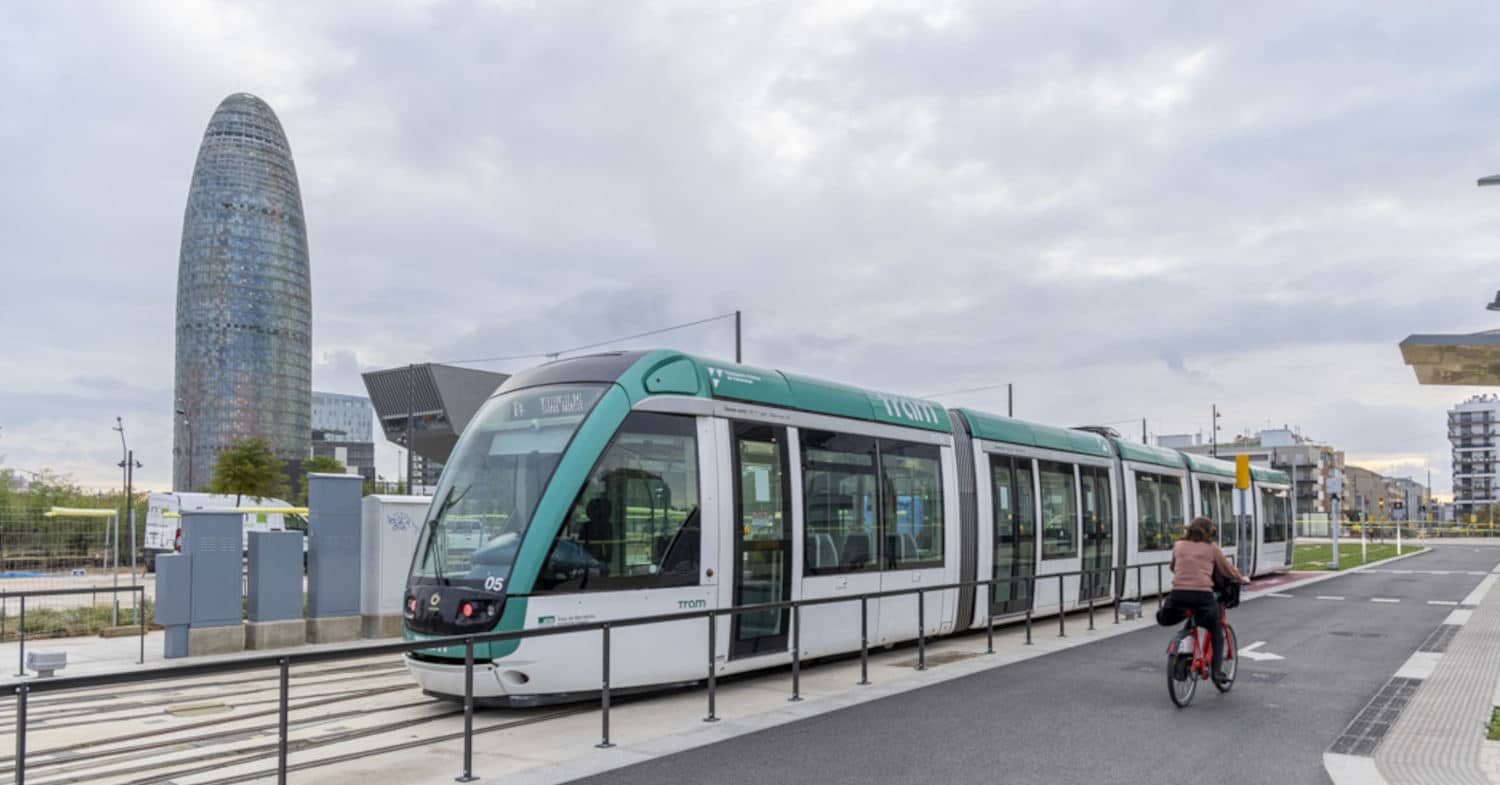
[[1394, 651, 1442, 680], [1467, 571, 1487, 576], [1266, 592, 1294, 598], [1461, 575, 1498, 607], [1444, 609, 1472, 626], [1317, 595, 1345, 601], [1238, 641, 1285, 662], [1370, 597, 1400, 603], [1428, 600, 1459, 606]]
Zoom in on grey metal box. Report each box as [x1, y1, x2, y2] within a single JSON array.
[[153, 553, 192, 627], [307, 474, 363, 618], [183, 511, 243, 628], [247, 531, 304, 622]]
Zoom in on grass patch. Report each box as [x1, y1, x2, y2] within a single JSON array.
[[1489, 707, 1500, 741], [0, 600, 153, 641], [1291, 542, 1406, 571]]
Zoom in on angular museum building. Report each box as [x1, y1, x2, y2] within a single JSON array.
[[173, 93, 311, 491]]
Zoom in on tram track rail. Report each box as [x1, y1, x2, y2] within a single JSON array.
[[180, 705, 592, 785], [0, 659, 405, 715], [0, 685, 423, 769], [6, 667, 412, 728], [13, 703, 589, 785]]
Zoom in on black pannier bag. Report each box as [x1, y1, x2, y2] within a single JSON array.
[[1213, 567, 1241, 608]]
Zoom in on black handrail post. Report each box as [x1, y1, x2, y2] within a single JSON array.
[[277, 656, 289, 785], [789, 604, 802, 702], [16, 597, 24, 677], [15, 683, 28, 785], [916, 588, 926, 672], [1088, 592, 1095, 631], [858, 597, 870, 685], [704, 612, 718, 723], [1113, 567, 1120, 625], [138, 587, 146, 664], [457, 637, 476, 782], [1156, 563, 1164, 610], [1057, 574, 1065, 638], [1024, 577, 1034, 645], [1136, 563, 1142, 602], [597, 624, 614, 749], [985, 582, 995, 654]]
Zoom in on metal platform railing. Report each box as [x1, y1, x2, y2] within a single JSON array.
[[5, 563, 1184, 785]]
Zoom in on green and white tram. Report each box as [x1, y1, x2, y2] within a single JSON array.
[[403, 350, 1292, 704]]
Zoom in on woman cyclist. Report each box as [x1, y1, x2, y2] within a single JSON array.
[[1166, 516, 1249, 684]]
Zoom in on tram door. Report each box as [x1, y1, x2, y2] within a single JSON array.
[[731, 424, 793, 659], [990, 455, 1036, 616], [1079, 466, 1113, 602]]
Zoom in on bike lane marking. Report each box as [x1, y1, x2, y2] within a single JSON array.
[[1370, 598, 1400, 603], [1237, 641, 1284, 661], [1316, 595, 1345, 601]]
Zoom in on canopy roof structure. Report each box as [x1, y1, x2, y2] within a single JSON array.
[[1399, 330, 1500, 385]]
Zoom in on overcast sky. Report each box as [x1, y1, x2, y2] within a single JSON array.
[[4, 1, 1500, 497]]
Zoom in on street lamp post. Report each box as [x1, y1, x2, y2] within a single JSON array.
[[110, 418, 142, 626]]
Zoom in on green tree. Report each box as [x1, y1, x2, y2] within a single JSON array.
[[209, 439, 286, 503], [299, 455, 346, 504]]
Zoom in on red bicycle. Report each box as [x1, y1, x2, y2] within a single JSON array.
[[1166, 604, 1237, 707]]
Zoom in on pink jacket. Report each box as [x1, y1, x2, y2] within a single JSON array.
[[1170, 540, 1244, 591]]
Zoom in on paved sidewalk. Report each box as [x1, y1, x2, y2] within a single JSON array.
[[1326, 555, 1500, 784]]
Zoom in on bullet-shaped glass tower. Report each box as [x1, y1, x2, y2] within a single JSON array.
[[174, 93, 311, 491]]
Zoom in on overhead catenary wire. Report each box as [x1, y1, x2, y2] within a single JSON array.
[[437, 312, 739, 367]]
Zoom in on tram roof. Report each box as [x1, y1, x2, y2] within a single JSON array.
[[503, 351, 955, 433], [1251, 465, 1291, 484], [1181, 452, 1237, 479], [955, 409, 1113, 458], [1110, 438, 1186, 469]]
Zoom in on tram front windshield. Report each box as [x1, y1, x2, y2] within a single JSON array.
[[411, 384, 608, 588]]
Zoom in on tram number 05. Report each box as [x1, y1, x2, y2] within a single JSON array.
[[483, 576, 505, 592]]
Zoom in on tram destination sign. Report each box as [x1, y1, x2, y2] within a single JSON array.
[[509, 386, 604, 421]]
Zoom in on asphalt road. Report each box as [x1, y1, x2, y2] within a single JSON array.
[[566, 545, 1500, 785]]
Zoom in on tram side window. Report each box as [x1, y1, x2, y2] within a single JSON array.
[[1197, 481, 1215, 519], [880, 442, 944, 568], [535, 412, 700, 593], [1136, 474, 1163, 551], [1039, 461, 1078, 559], [803, 432, 879, 574], [1136, 473, 1184, 551], [1217, 484, 1236, 547], [1263, 490, 1288, 543]]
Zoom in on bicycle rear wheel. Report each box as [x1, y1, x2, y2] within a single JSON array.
[[1214, 624, 1238, 693], [1168, 654, 1197, 707]]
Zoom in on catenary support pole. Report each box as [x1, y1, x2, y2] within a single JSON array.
[[735, 310, 742, 363]]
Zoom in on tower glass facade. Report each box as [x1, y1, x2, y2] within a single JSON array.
[[174, 93, 311, 491]]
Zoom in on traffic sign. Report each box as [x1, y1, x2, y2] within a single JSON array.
[[1235, 455, 1250, 490]]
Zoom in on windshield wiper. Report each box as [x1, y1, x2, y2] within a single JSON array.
[[421, 484, 469, 586]]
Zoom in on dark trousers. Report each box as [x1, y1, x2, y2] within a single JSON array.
[[1166, 590, 1225, 676]]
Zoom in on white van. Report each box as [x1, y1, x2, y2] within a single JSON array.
[[144, 492, 308, 571]]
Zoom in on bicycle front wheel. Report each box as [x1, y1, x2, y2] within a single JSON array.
[[1215, 624, 1238, 693], [1168, 654, 1197, 707]]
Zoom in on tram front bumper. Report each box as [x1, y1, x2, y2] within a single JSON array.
[[404, 653, 510, 700]]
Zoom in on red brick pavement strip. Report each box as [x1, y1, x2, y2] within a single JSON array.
[[1246, 571, 1322, 591]]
